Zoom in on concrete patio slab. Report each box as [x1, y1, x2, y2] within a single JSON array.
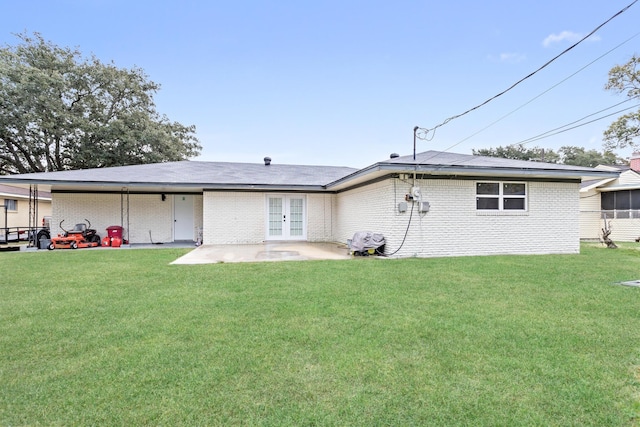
[[171, 242, 352, 264]]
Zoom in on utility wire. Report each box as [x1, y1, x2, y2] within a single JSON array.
[[452, 31, 640, 148], [422, 100, 639, 170], [416, 0, 638, 142], [513, 101, 640, 146], [413, 16, 640, 168], [417, 99, 639, 173]]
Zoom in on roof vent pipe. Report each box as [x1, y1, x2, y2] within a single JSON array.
[[264, 157, 271, 166], [390, 153, 399, 159]]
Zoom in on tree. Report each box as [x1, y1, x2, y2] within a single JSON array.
[[473, 144, 623, 167], [557, 146, 624, 167], [0, 33, 201, 174], [601, 219, 617, 249], [472, 145, 560, 163], [602, 55, 640, 151]]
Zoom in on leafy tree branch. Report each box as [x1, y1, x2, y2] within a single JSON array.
[[0, 32, 201, 174]]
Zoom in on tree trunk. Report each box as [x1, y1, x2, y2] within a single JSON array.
[[601, 221, 618, 249]]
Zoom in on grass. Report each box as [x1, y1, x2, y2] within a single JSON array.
[[1, 244, 639, 426]]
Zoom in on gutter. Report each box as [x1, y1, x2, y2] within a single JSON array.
[[325, 162, 620, 189], [1, 177, 330, 194], [598, 183, 640, 192]]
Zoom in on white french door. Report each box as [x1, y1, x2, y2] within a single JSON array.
[[266, 195, 306, 240]]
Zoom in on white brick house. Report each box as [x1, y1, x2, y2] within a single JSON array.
[[0, 151, 617, 257]]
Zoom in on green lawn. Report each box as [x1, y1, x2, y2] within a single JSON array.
[[1, 244, 639, 426]]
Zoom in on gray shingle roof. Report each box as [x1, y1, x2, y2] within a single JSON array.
[[384, 151, 604, 172], [0, 151, 619, 190], [3, 161, 358, 187], [325, 150, 619, 189]]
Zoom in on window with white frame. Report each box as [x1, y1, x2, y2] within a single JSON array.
[[4, 199, 17, 211], [476, 182, 527, 211]]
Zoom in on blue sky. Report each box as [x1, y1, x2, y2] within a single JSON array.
[[2, 1, 639, 167]]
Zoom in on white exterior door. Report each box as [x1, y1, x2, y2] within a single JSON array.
[[266, 195, 306, 240], [174, 194, 194, 241]]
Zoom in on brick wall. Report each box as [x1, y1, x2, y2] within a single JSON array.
[[335, 178, 580, 258], [52, 193, 121, 239], [194, 194, 203, 242], [52, 193, 202, 244], [306, 193, 335, 242], [128, 194, 173, 243], [52, 182, 581, 253], [631, 152, 640, 172], [203, 192, 265, 244], [335, 179, 396, 247], [202, 191, 337, 244]]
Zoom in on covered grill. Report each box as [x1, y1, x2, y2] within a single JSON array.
[[349, 231, 385, 256]]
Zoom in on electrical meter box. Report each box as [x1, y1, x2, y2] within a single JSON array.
[[411, 186, 421, 199]]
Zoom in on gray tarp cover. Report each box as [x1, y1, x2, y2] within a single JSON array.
[[350, 231, 385, 252]]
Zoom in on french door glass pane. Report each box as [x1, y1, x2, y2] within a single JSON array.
[[269, 198, 282, 236], [289, 198, 303, 236]]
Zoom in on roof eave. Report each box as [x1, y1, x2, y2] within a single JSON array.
[[326, 163, 619, 189], [0, 177, 328, 193], [580, 177, 618, 192], [0, 192, 52, 201], [203, 184, 329, 192], [599, 183, 640, 192], [421, 165, 620, 179]]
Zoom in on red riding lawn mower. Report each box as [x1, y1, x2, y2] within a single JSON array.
[[48, 219, 102, 250]]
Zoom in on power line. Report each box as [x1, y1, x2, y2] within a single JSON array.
[[415, 0, 638, 142], [451, 31, 640, 148], [512, 101, 640, 146], [425, 100, 639, 170], [422, 99, 639, 172]]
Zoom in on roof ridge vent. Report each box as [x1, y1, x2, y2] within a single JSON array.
[[264, 157, 272, 166]]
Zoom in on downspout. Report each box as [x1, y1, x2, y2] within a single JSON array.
[[2, 204, 7, 244]]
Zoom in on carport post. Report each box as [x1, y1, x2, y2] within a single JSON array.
[[120, 187, 130, 245], [1, 204, 7, 244]]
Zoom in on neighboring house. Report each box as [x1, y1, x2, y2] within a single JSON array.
[[580, 153, 640, 242], [0, 150, 616, 257], [0, 184, 52, 230]]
